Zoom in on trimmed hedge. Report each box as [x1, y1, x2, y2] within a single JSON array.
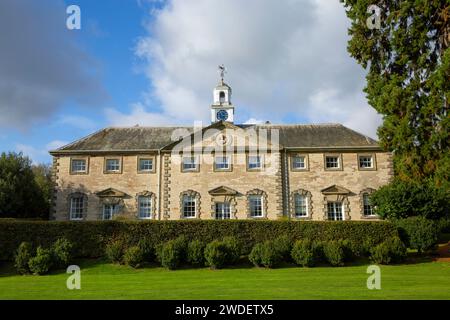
[[0, 220, 398, 261]]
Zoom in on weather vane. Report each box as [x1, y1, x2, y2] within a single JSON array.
[[218, 64, 227, 82]]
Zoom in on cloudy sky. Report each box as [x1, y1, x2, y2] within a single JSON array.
[[0, 0, 381, 163]]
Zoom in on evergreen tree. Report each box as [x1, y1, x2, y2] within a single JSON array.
[[341, 0, 449, 185]]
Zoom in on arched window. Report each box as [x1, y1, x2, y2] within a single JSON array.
[[359, 188, 377, 218], [219, 91, 226, 103], [136, 191, 156, 220], [290, 189, 312, 219], [180, 190, 201, 219], [246, 189, 268, 219]]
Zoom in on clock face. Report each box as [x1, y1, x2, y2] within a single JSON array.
[[217, 110, 229, 121]]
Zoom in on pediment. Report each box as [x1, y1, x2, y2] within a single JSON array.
[[321, 185, 352, 195], [209, 186, 239, 196], [96, 188, 128, 198]]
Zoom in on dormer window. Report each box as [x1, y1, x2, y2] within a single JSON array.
[[219, 91, 226, 104]]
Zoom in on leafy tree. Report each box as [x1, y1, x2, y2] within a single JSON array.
[[341, 0, 449, 185], [370, 179, 449, 220], [0, 152, 50, 219]]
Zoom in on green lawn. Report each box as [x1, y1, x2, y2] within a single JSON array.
[[0, 259, 449, 300]]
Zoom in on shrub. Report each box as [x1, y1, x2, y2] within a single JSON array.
[[273, 235, 293, 261], [204, 240, 228, 269], [105, 240, 124, 264], [0, 220, 398, 261], [52, 238, 74, 268], [222, 236, 241, 264], [291, 239, 319, 267], [396, 217, 438, 253], [370, 179, 449, 220], [14, 242, 33, 274], [138, 238, 155, 263], [260, 241, 282, 268], [187, 240, 206, 266], [323, 241, 345, 267], [155, 243, 164, 264], [123, 246, 145, 268], [370, 237, 407, 265], [370, 242, 391, 264], [248, 243, 264, 267], [28, 247, 53, 275], [437, 218, 450, 234], [160, 236, 187, 270]]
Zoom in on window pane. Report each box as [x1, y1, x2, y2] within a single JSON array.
[[248, 156, 261, 169], [106, 159, 120, 171], [183, 195, 196, 218], [70, 197, 84, 220], [359, 156, 373, 168], [71, 160, 86, 172], [103, 204, 119, 220], [249, 195, 263, 217], [294, 194, 308, 217], [326, 156, 339, 168], [363, 194, 374, 216], [293, 156, 305, 169], [215, 202, 231, 220], [182, 157, 197, 170], [327, 202, 343, 221], [139, 196, 152, 219], [139, 159, 153, 171], [215, 156, 230, 170]]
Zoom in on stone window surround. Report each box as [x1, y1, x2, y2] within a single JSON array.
[[69, 157, 89, 175], [321, 194, 351, 221], [359, 188, 378, 219], [246, 153, 265, 172], [246, 189, 268, 219], [97, 196, 125, 220], [213, 154, 233, 172], [137, 156, 157, 174], [210, 195, 238, 220], [290, 153, 309, 171], [67, 192, 88, 221], [136, 191, 157, 220], [103, 156, 123, 174], [290, 189, 313, 220], [357, 153, 377, 171], [323, 153, 343, 171], [179, 190, 201, 219], [181, 155, 200, 173]]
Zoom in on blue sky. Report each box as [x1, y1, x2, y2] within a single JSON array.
[[0, 0, 382, 164]]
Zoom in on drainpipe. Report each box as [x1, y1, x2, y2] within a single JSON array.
[[284, 148, 290, 221], [157, 150, 162, 220]]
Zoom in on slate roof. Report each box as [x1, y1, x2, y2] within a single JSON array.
[[49, 122, 381, 155]]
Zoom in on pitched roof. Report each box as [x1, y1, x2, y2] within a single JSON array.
[[49, 122, 380, 155]]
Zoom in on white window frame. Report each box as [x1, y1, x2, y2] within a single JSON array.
[[359, 155, 374, 169], [182, 156, 198, 172], [249, 195, 264, 218], [362, 193, 375, 216], [182, 195, 197, 218], [294, 194, 308, 217], [71, 159, 87, 173], [292, 155, 306, 170], [102, 204, 119, 220], [215, 202, 231, 220], [105, 158, 121, 172], [325, 156, 340, 169], [327, 201, 344, 221], [214, 155, 231, 171], [247, 155, 263, 170], [138, 196, 152, 219], [139, 158, 154, 172], [70, 197, 84, 221]]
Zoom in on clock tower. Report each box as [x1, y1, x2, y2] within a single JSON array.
[[211, 65, 235, 123]]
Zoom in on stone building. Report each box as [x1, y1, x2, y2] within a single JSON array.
[[50, 78, 392, 221]]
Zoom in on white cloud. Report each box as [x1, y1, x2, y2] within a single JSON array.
[[46, 140, 69, 151], [110, 0, 381, 137], [16, 140, 69, 164]]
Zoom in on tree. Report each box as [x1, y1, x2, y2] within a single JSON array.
[[341, 0, 449, 185], [0, 152, 50, 219]]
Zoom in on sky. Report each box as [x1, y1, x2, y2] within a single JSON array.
[[0, 0, 382, 164]]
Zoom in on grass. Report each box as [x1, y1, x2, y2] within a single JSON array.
[[1, 258, 449, 300]]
